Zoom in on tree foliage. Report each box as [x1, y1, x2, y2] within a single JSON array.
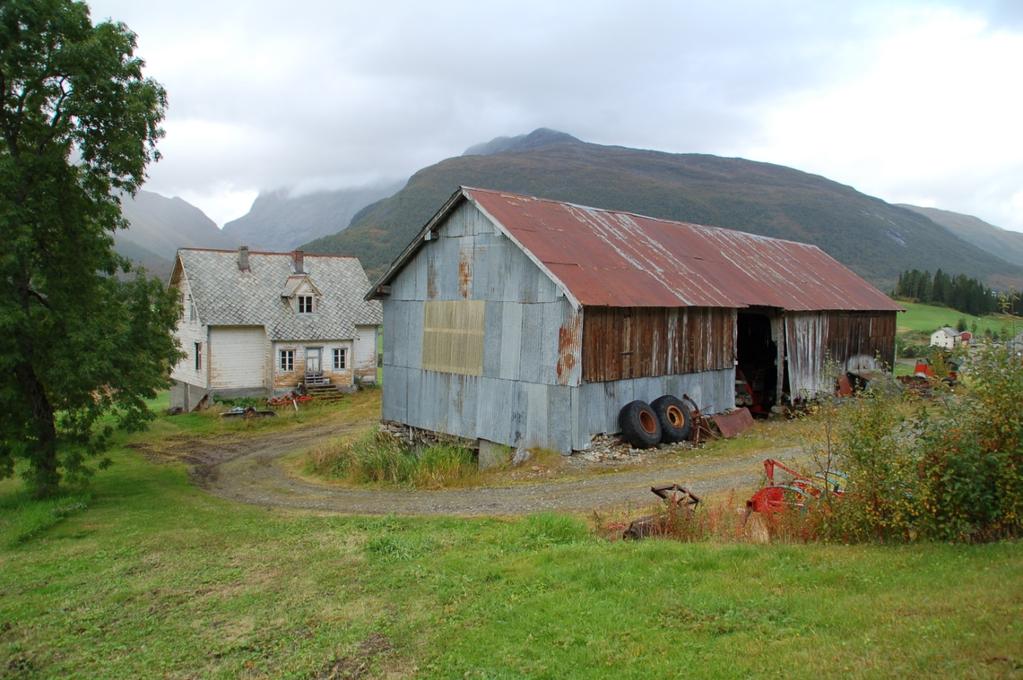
[[0, 0, 179, 496], [893, 268, 1020, 316], [822, 345, 1023, 543]]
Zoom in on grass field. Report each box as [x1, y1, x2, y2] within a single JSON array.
[[2, 401, 1022, 677], [895, 299, 1020, 338]]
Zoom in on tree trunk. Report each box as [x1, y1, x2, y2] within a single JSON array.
[[14, 360, 59, 498]]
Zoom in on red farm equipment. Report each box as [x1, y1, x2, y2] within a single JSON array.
[[744, 459, 846, 521]]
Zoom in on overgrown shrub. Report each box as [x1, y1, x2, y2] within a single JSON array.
[[823, 344, 1023, 543], [306, 431, 477, 488]]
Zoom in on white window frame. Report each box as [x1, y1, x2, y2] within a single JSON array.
[[279, 349, 295, 372], [194, 342, 202, 371], [332, 347, 348, 370], [297, 295, 314, 314]]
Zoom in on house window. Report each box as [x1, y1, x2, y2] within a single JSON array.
[[279, 349, 294, 371], [298, 296, 314, 314], [422, 300, 485, 376], [333, 347, 347, 370], [188, 296, 196, 322], [194, 342, 202, 370]]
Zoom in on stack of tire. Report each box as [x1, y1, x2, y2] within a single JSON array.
[[618, 396, 693, 449]]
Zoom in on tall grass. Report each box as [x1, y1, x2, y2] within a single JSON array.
[[306, 431, 477, 488], [0, 491, 91, 548]]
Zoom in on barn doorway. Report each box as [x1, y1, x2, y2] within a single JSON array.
[[736, 312, 779, 415]]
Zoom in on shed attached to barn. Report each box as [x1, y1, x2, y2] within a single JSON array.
[[367, 187, 901, 453]]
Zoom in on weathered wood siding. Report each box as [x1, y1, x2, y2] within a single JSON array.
[[785, 311, 897, 398], [209, 326, 267, 390], [825, 311, 897, 368], [581, 307, 736, 382]]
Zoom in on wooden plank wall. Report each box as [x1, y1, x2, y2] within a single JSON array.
[[786, 310, 898, 398], [581, 307, 735, 382], [825, 311, 897, 367]]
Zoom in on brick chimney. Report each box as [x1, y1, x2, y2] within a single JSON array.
[[237, 245, 250, 271], [292, 249, 304, 274]]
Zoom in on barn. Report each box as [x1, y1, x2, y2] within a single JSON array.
[[367, 187, 901, 453]]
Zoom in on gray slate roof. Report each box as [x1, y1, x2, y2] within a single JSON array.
[[175, 249, 381, 341]]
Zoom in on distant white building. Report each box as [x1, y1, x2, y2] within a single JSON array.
[[930, 326, 962, 349], [168, 247, 381, 410]]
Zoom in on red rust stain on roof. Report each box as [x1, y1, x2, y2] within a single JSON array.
[[466, 188, 902, 313]]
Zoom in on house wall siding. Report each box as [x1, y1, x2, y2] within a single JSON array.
[[209, 326, 268, 390], [354, 325, 378, 383], [170, 273, 208, 388], [272, 340, 354, 389]]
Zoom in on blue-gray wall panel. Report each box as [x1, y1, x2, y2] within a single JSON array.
[[518, 304, 544, 384], [572, 368, 735, 447], [498, 302, 523, 380], [381, 364, 408, 424]]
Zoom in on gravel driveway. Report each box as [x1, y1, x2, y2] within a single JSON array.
[[168, 419, 803, 516]]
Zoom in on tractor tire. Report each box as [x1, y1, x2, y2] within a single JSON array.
[[618, 400, 662, 449], [650, 395, 693, 443]]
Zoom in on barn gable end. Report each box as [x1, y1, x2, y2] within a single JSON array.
[[381, 200, 583, 451]]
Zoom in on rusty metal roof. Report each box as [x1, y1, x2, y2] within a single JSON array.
[[463, 188, 902, 312]]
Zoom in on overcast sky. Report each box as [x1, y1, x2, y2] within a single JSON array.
[[88, 0, 1023, 232]]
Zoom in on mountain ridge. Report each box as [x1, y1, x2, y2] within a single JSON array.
[[115, 190, 235, 279], [221, 181, 401, 251], [304, 129, 1023, 289], [899, 204, 1023, 271]]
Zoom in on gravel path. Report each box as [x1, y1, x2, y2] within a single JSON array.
[[176, 419, 802, 516]]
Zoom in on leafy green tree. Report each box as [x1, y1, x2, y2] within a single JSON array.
[[1, 0, 179, 497]]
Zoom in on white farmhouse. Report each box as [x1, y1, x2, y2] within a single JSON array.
[[930, 326, 961, 349], [168, 246, 381, 410]]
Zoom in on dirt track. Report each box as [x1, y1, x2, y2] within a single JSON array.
[[160, 419, 801, 516]]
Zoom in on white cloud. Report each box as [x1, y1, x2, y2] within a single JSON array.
[[86, 0, 1023, 232]]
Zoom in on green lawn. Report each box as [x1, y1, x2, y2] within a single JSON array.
[[1, 405, 1022, 677], [895, 299, 1020, 338]]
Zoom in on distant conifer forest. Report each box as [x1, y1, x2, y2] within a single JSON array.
[[894, 269, 1022, 316]]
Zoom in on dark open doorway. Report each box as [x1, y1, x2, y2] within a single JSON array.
[[736, 312, 779, 415]]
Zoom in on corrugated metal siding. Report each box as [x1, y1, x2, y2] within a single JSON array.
[[582, 307, 735, 382], [379, 200, 583, 452], [572, 369, 735, 449]]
